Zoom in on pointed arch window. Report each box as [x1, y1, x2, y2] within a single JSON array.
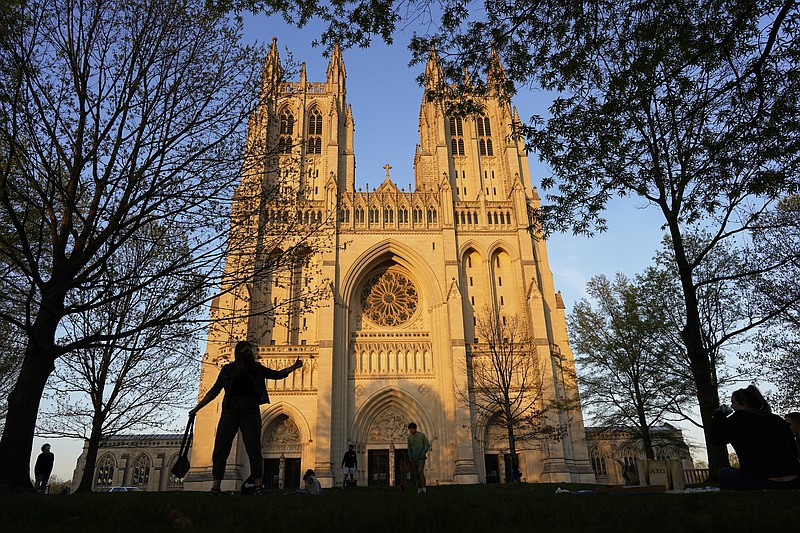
[[279, 109, 294, 154], [477, 116, 493, 156], [132, 454, 152, 489], [427, 207, 438, 224], [591, 448, 608, 477], [449, 116, 465, 156], [95, 454, 116, 488], [307, 108, 322, 155]]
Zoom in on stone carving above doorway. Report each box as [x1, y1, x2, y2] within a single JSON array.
[[368, 408, 408, 443], [267, 417, 301, 444]]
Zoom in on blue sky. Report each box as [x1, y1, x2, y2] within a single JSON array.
[[239, 15, 670, 303], [40, 14, 692, 482]]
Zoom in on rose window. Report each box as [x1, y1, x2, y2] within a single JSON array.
[[360, 270, 418, 326]]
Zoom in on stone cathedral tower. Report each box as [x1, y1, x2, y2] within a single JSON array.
[[185, 39, 595, 491]]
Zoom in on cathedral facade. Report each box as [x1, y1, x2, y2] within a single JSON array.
[[184, 40, 595, 491]]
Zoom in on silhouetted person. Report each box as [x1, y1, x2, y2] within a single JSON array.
[[34, 443, 54, 493], [710, 385, 800, 490], [341, 444, 357, 487], [190, 340, 303, 495]]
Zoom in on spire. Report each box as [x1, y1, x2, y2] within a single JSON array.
[[488, 45, 510, 99], [424, 45, 444, 94], [261, 37, 282, 95], [326, 44, 347, 94]]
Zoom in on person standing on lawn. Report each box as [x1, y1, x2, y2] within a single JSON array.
[[34, 443, 54, 493], [189, 340, 303, 495], [341, 444, 357, 487], [407, 422, 431, 494]]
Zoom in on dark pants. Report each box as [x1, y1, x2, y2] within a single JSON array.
[[718, 467, 800, 491], [410, 457, 426, 488], [212, 397, 263, 481], [34, 474, 50, 493]]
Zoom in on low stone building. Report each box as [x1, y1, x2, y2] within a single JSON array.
[[584, 424, 695, 486], [71, 434, 187, 492]]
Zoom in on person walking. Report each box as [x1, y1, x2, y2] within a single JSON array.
[[34, 443, 54, 493], [341, 444, 357, 487], [407, 422, 431, 494], [189, 340, 303, 495]]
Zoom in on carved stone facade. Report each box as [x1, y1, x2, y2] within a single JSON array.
[[180, 39, 596, 491]]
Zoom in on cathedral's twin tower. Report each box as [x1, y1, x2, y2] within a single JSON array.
[[186, 39, 595, 491]]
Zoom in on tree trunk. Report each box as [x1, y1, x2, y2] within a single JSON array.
[[0, 282, 65, 491], [75, 415, 106, 493], [640, 423, 655, 460], [634, 385, 655, 459], [667, 221, 729, 480], [0, 334, 57, 490], [507, 419, 518, 483]]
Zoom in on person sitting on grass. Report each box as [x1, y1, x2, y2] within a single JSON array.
[[296, 469, 322, 495], [709, 385, 800, 490]]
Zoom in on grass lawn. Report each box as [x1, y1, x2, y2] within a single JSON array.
[[1, 482, 798, 532]]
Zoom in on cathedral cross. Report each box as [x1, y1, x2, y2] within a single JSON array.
[[383, 163, 392, 181]]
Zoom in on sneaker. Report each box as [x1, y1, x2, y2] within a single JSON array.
[[422, 487, 427, 493], [417, 488, 422, 493]]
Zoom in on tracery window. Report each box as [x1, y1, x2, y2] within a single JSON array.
[[591, 448, 608, 477], [622, 455, 637, 471], [477, 116, 493, 156], [399, 207, 409, 224], [307, 108, 322, 154], [427, 207, 437, 224], [449, 116, 465, 156], [279, 109, 294, 154], [132, 454, 152, 489], [360, 270, 419, 327], [95, 454, 116, 488]]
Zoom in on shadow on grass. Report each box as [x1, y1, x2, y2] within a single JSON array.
[[1, 482, 798, 532]]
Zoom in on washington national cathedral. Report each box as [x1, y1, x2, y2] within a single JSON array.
[[191, 39, 598, 490], [74, 39, 612, 491]]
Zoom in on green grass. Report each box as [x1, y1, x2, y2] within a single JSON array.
[[2, 483, 798, 532]]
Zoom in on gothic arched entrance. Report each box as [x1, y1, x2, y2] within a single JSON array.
[[351, 387, 434, 487]]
